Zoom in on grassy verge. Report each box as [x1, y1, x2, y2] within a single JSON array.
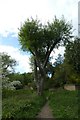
[[2, 89, 46, 119], [48, 88, 79, 119]]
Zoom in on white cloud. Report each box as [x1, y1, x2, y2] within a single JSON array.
[[0, 0, 53, 36], [0, 0, 79, 73], [0, 0, 79, 36], [0, 45, 31, 73]]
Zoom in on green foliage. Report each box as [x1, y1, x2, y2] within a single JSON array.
[[63, 37, 80, 84], [2, 89, 46, 119], [22, 72, 34, 85], [0, 52, 17, 88], [52, 66, 66, 87], [52, 54, 66, 87], [18, 18, 43, 51], [18, 16, 73, 61], [69, 73, 80, 84], [43, 77, 55, 90], [18, 16, 73, 95], [8, 72, 34, 86], [2, 88, 33, 99], [1, 52, 17, 75], [53, 63, 80, 86], [64, 37, 80, 74], [49, 89, 78, 118], [53, 40, 80, 85], [8, 73, 23, 82]]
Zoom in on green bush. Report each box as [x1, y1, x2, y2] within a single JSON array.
[[44, 78, 55, 90], [8, 72, 34, 86], [2, 89, 46, 119], [2, 88, 15, 99], [69, 74, 80, 84], [2, 88, 35, 99]]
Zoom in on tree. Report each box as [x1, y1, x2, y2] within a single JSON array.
[[18, 17, 73, 95], [9, 72, 34, 86], [0, 52, 17, 83], [53, 54, 64, 67], [64, 37, 80, 73], [64, 37, 80, 83], [51, 54, 66, 87]]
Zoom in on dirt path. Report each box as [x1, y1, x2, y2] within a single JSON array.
[[36, 102, 53, 118]]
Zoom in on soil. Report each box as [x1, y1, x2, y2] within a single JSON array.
[[36, 102, 53, 118]]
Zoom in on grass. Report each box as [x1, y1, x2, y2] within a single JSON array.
[[2, 88, 79, 119], [48, 88, 79, 119], [78, 89, 80, 118], [2, 89, 46, 119]]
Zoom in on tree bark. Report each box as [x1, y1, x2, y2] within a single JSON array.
[[34, 58, 45, 95], [34, 59, 38, 82], [37, 71, 45, 96], [37, 66, 46, 95]]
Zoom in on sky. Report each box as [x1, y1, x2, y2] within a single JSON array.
[[0, 0, 79, 73]]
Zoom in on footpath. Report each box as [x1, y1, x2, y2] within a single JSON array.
[[36, 102, 53, 118]]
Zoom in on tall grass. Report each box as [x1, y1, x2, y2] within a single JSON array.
[[48, 89, 78, 119], [2, 89, 46, 119]]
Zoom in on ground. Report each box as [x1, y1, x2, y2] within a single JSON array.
[[36, 102, 53, 118]]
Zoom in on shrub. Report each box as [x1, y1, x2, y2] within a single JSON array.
[[2, 89, 46, 119], [44, 78, 55, 90], [9, 81, 23, 90]]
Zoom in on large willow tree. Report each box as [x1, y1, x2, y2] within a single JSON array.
[[18, 17, 73, 95]]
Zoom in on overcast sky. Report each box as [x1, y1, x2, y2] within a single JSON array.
[[0, 0, 79, 73]]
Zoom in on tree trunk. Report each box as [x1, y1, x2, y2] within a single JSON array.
[[34, 57, 46, 96], [37, 72, 44, 96], [37, 67, 46, 96], [34, 59, 38, 82], [34, 59, 41, 95]]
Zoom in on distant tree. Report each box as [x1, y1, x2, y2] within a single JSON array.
[[8, 73, 23, 82], [64, 37, 80, 74], [51, 54, 66, 87], [0, 52, 17, 82], [22, 72, 34, 85], [63, 37, 80, 84], [18, 17, 73, 95], [53, 54, 64, 67], [9, 72, 34, 86], [52, 38, 80, 86]]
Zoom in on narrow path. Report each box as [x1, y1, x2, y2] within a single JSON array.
[[36, 102, 53, 118]]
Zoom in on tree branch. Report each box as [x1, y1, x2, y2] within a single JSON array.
[[29, 49, 35, 56], [43, 38, 61, 68]]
